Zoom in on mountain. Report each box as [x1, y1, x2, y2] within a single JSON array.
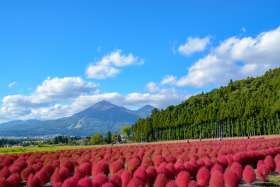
[[132, 68, 280, 141], [0, 101, 155, 137], [135, 105, 155, 118]]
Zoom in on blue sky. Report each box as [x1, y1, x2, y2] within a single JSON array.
[[0, 0, 280, 122]]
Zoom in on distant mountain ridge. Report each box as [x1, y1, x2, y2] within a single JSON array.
[[0, 101, 155, 137]]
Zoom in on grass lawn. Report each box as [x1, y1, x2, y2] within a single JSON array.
[[0, 145, 95, 154]]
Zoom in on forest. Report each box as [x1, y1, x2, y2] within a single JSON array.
[[131, 68, 280, 141]]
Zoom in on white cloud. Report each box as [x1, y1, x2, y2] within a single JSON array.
[[0, 77, 97, 120], [176, 55, 240, 87], [8, 81, 16, 88], [0, 77, 188, 122], [1, 95, 34, 117], [124, 89, 187, 108], [171, 26, 280, 87], [178, 37, 210, 56], [86, 50, 143, 79], [161, 75, 177, 85], [70, 92, 123, 113], [71, 89, 187, 111], [86, 64, 119, 80], [146, 82, 159, 93], [34, 77, 97, 102]]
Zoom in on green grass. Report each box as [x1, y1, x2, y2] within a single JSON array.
[[266, 175, 280, 186], [254, 175, 280, 187], [0, 145, 95, 154]]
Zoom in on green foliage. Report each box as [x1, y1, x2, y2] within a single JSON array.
[[121, 125, 132, 138], [131, 68, 280, 141], [104, 131, 112, 144], [0, 139, 21, 147], [90, 133, 103, 145], [0, 145, 95, 154]]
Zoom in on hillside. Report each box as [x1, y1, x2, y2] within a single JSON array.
[[131, 68, 280, 141], [0, 101, 155, 137]]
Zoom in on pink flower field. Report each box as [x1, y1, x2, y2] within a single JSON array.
[[1, 137, 280, 187]]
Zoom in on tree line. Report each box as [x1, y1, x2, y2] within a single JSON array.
[[131, 68, 280, 142]]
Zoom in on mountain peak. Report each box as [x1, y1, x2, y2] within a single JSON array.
[[136, 105, 155, 118], [98, 100, 111, 104], [91, 100, 118, 110], [139, 105, 155, 110]]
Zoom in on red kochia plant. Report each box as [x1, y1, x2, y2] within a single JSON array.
[[0, 178, 7, 187], [61, 160, 75, 173], [52, 182, 62, 187], [274, 154, 280, 164], [5, 173, 21, 187], [184, 162, 197, 177], [2, 157, 13, 167], [0, 167, 10, 179], [127, 157, 141, 173], [230, 162, 243, 180], [133, 166, 148, 183], [75, 163, 91, 179], [51, 167, 71, 184], [187, 180, 198, 187], [109, 160, 123, 175], [153, 155, 165, 167], [166, 163, 176, 178], [242, 165, 256, 184], [257, 161, 269, 181], [77, 177, 92, 187], [101, 182, 115, 187], [121, 170, 132, 187], [264, 155, 275, 172], [92, 173, 108, 186], [257, 160, 270, 181], [110, 175, 122, 187], [32, 163, 43, 172], [78, 162, 91, 176], [9, 164, 21, 173], [62, 176, 79, 187], [92, 161, 109, 176], [0, 134, 279, 187], [51, 168, 62, 184], [145, 166, 157, 184], [166, 180, 177, 187], [209, 170, 224, 187], [127, 177, 145, 187], [59, 166, 72, 179], [224, 169, 240, 187], [156, 163, 169, 177], [275, 160, 280, 174], [174, 161, 185, 174], [27, 174, 41, 187], [196, 166, 210, 186], [217, 155, 228, 168], [21, 166, 34, 181], [154, 173, 168, 187], [175, 171, 190, 187], [35, 169, 49, 185], [210, 163, 224, 174]]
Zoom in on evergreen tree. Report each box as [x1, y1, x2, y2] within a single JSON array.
[[131, 68, 280, 141], [90, 133, 103, 145], [105, 131, 112, 144]]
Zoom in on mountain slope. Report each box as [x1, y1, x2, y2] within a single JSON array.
[[135, 105, 155, 118], [132, 68, 280, 141], [0, 101, 155, 137]]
